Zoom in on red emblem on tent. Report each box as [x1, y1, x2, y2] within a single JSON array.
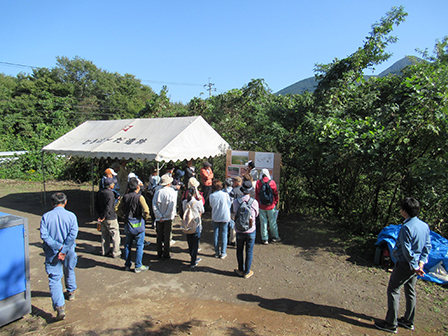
[[122, 125, 133, 132]]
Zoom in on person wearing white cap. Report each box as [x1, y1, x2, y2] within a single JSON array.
[[128, 173, 143, 188], [255, 169, 280, 245], [152, 174, 178, 259]]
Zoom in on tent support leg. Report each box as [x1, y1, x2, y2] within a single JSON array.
[[41, 151, 47, 208], [90, 158, 95, 217]]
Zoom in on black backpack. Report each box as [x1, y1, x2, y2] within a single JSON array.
[[235, 197, 254, 231], [259, 180, 274, 205]]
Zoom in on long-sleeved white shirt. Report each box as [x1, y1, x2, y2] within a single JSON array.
[[152, 186, 178, 221]]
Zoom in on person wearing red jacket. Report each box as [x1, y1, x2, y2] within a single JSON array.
[[199, 161, 214, 211], [255, 168, 280, 245]]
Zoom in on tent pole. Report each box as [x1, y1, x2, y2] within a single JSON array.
[[41, 151, 47, 208], [90, 158, 95, 217]]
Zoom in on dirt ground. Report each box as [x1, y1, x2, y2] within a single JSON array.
[[0, 180, 446, 336]]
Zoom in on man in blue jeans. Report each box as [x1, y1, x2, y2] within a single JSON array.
[[375, 197, 431, 333], [40, 192, 78, 321], [117, 178, 150, 273], [233, 180, 259, 279], [209, 180, 231, 259]]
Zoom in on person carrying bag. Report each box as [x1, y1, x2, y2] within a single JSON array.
[[182, 188, 205, 268]]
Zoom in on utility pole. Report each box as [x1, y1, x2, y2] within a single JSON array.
[[204, 78, 216, 98]]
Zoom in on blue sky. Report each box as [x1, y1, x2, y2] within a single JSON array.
[[1, 1, 447, 103]]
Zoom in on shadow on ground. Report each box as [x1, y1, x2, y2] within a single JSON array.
[[0, 188, 378, 270], [237, 293, 376, 330]]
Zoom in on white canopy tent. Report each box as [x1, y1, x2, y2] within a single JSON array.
[[41, 116, 231, 211], [42, 116, 230, 161]]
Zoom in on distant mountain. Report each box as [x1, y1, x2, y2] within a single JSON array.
[[276, 77, 319, 96], [377, 56, 423, 77], [276, 56, 423, 96]]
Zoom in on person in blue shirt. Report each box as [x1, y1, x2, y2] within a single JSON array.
[[40, 192, 79, 321], [99, 168, 120, 203], [209, 180, 231, 259], [375, 197, 431, 333]]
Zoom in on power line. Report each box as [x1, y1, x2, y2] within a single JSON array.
[[0, 61, 39, 69]]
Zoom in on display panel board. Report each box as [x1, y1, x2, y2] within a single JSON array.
[[226, 150, 281, 183]]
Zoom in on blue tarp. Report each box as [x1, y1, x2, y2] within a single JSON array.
[[376, 225, 448, 285]]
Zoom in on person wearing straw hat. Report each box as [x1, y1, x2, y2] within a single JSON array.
[[179, 177, 204, 220], [152, 174, 178, 259]]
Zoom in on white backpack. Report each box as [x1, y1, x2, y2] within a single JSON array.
[[181, 201, 201, 234]]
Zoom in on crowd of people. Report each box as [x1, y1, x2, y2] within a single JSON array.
[[39, 159, 432, 334], [40, 159, 281, 319]]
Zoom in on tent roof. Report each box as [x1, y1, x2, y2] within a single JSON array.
[[42, 116, 231, 162]]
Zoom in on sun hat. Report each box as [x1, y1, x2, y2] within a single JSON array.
[[161, 174, 173, 186], [241, 180, 254, 194], [232, 176, 242, 183], [188, 177, 200, 188], [203, 161, 212, 167]]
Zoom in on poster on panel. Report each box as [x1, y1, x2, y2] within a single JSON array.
[[226, 150, 281, 183]]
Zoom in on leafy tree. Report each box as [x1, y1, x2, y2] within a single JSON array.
[[270, 6, 448, 237], [0, 56, 159, 180]]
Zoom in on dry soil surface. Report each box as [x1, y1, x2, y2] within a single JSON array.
[[0, 180, 446, 336]]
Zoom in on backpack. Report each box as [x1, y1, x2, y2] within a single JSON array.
[[147, 185, 156, 198], [235, 197, 254, 231], [181, 201, 201, 234], [259, 179, 274, 205]]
